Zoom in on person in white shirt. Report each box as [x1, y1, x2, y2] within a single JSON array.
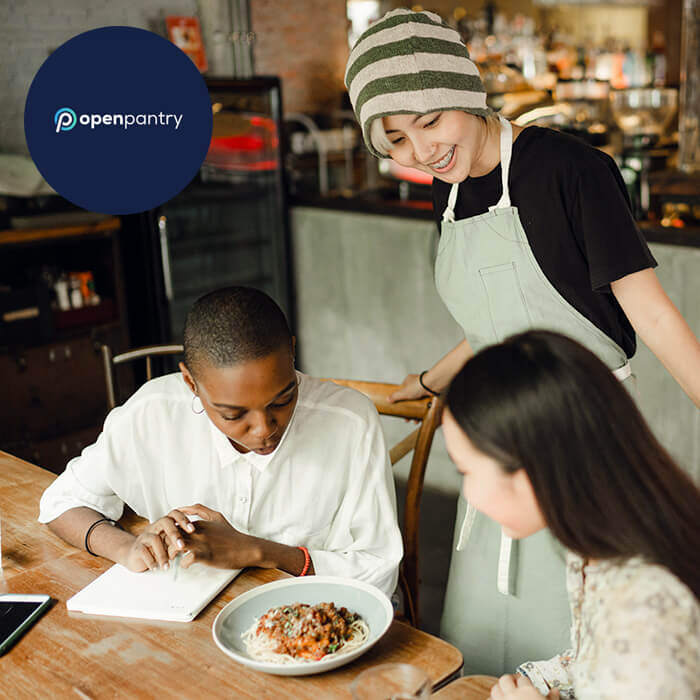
[[440, 330, 699, 700], [39, 286, 402, 596]]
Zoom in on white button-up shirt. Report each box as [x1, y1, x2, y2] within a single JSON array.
[[39, 372, 402, 595]]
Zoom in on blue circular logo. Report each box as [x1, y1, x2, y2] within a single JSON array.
[[25, 27, 213, 215], [54, 107, 77, 132]]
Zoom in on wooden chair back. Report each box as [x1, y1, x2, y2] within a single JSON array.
[[321, 379, 443, 628], [101, 344, 184, 411]]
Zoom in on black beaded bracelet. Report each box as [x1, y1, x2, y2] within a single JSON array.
[[419, 370, 440, 397], [84, 517, 121, 556]]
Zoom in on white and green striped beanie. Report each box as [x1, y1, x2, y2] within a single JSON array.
[[345, 9, 489, 158]]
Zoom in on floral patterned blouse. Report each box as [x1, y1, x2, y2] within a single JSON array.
[[517, 553, 699, 700]]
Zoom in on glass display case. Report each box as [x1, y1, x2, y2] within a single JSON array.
[[121, 76, 293, 349]]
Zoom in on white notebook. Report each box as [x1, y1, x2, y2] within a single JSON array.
[[66, 563, 241, 622]]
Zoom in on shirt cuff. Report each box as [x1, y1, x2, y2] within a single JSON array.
[[308, 549, 399, 598]]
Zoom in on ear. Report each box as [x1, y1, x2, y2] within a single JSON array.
[[179, 362, 197, 394], [291, 336, 297, 359]]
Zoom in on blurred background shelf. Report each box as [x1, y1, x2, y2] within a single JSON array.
[[0, 219, 129, 473]]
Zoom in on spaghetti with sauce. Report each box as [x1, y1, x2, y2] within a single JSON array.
[[242, 602, 370, 663]]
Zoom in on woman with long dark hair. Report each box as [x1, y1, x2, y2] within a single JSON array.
[[442, 330, 699, 699]]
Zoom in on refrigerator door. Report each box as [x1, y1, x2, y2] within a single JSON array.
[[154, 77, 292, 343]]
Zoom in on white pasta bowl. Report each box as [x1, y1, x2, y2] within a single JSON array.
[[212, 576, 394, 676]]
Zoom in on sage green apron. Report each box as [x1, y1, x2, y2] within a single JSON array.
[[435, 116, 633, 676]]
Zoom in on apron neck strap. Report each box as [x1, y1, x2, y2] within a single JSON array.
[[492, 115, 513, 210], [442, 115, 514, 222], [442, 181, 460, 223]]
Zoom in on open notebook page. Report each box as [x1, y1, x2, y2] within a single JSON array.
[[67, 562, 241, 622]]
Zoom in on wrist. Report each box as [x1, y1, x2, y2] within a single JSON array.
[[239, 534, 267, 568], [255, 539, 308, 576], [419, 370, 440, 396], [297, 546, 311, 576], [112, 532, 137, 565], [85, 517, 128, 556]]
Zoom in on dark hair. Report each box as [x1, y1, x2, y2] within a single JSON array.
[[446, 330, 700, 599], [183, 286, 292, 376]]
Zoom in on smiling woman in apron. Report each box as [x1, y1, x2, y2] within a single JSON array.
[[344, 8, 700, 676]]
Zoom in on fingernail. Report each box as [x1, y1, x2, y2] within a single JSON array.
[[177, 539, 185, 549], [162, 562, 169, 570], [186, 524, 195, 532]]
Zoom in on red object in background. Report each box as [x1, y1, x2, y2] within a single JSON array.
[[205, 116, 279, 172], [166, 16, 208, 72], [212, 135, 265, 151], [383, 159, 434, 185]]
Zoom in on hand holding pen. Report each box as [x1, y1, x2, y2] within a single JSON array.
[[123, 509, 196, 574]]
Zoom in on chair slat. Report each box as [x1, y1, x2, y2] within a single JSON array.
[[112, 344, 184, 365], [102, 344, 184, 411], [389, 427, 420, 466]]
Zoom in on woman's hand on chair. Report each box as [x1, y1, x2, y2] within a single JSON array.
[[388, 373, 428, 402]]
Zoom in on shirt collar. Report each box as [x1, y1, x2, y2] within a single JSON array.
[[206, 370, 305, 472]]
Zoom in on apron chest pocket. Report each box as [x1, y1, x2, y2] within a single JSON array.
[[479, 262, 532, 341]]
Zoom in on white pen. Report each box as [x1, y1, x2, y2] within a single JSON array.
[[172, 517, 196, 581], [171, 551, 182, 582]]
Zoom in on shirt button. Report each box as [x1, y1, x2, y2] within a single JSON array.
[[239, 496, 248, 503]]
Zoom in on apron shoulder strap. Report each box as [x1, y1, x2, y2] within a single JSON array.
[[489, 115, 513, 211], [444, 115, 514, 220], [442, 182, 460, 223]]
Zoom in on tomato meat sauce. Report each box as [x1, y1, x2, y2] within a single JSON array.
[[255, 602, 360, 660]]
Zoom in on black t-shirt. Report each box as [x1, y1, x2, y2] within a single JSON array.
[[431, 126, 657, 358]]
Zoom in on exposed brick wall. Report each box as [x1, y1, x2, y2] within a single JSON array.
[[0, 0, 198, 155], [0, 0, 350, 155], [251, 0, 350, 115]]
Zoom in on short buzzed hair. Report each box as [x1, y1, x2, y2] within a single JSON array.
[[183, 287, 292, 376]]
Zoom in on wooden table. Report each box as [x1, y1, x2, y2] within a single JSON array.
[[433, 676, 497, 699], [0, 451, 467, 699]]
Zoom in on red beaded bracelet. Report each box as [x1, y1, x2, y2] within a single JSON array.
[[298, 546, 311, 576]]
